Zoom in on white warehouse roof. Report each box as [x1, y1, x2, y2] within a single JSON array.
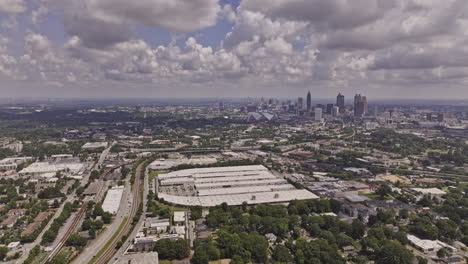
[[157, 165, 318, 207], [102, 186, 124, 214]]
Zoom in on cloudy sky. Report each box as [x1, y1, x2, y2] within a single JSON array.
[[1, 0, 468, 99]]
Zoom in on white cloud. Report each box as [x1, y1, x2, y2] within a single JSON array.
[[0, 0, 25, 14], [62, 0, 221, 48]]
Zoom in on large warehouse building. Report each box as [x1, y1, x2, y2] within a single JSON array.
[[157, 165, 318, 207], [102, 186, 124, 214]]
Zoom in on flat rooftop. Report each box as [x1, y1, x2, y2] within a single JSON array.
[[102, 186, 124, 214], [157, 165, 318, 207]]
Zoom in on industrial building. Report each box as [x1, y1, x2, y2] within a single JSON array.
[[82, 142, 108, 150], [157, 165, 318, 207], [102, 186, 124, 215], [148, 156, 217, 170], [19, 162, 85, 177]]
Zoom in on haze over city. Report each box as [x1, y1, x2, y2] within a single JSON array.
[[1, 0, 468, 99]]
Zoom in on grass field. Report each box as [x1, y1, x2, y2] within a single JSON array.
[[89, 216, 129, 264]]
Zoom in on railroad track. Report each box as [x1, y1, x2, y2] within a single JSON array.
[[92, 162, 144, 264], [39, 162, 128, 264], [99, 162, 127, 181], [40, 203, 88, 264]]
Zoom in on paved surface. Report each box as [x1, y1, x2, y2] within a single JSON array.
[[14, 198, 72, 264], [113, 167, 150, 258], [71, 180, 131, 264]]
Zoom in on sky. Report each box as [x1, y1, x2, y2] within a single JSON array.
[[1, 0, 468, 99]]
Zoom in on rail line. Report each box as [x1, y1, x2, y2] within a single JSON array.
[[39, 162, 128, 264], [40, 203, 88, 264], [92, 161, 144, 264]]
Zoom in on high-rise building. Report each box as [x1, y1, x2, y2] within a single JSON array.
[[306, 92, 312, 111], [354, 94, 366, 117], [332, 106, 340, 117], [426, 113, 432, 121], [336, 93, 345, 113], [297, 97, 304, 109], [314, 108, 322, 121], [326, 104, 334, 115], [437, 113, 444, 122], [362, 96, 368, 115]]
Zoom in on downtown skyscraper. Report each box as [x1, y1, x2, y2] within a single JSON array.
[[354, 94, 368, 117], [336, 93, 345, 113]]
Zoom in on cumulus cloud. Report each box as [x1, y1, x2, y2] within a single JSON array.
[[0, 0, 25, 14], [62, 0, 220, 48], [1, 0, 468, 98]]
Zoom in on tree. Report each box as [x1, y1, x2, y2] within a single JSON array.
[[92, 203, 104, 217], [102, 212, 112, 224], [437, 247, 451, 258], [349, 219, 366, 239], [272, 244, 293, 263], [90, 170, 100, 181], [376, 240, 414, 264], [416, 256, 428, 264], [376, 184, 392, 199], [66, 233, 87, 248], [399, 209, 409, 219], [81, 219, 93, 231], [0, 246, 8, 261], [230, 255, 244, 264], [192, 248, 209, 264], [155, 239, 190, 260]]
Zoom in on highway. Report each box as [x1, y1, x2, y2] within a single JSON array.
[[16, 145, 113, 264], [92, 161, 145, 264], [37, 160, 126, 264], [71, 181, 131, 264]]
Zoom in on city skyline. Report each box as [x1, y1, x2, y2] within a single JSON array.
[[1, 1, 468, 99]]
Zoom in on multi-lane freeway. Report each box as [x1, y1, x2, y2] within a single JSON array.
[[91, 161, 145, 264]]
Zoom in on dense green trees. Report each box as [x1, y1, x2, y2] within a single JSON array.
[[154, 239, 190, 260], [272, 244, 293, 263], [287, 238, 345, 264], [66, 233, 87, 248], [38, 186, 64, 199], [350, 219, 366, 240], [41, 202, 77, 244], [192, 239, 221, 264], [375, 240, 413, 264]]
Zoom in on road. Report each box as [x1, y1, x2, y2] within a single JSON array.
[[71, 181, 132, 264], [112, 166, 150, 260], [15, 197, 72, 264], [15, 144, 113, 264], [39, 203, 88, 264], [98, 142, 115, 167], [92, 161, 145, 264]]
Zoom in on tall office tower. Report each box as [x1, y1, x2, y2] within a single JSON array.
[[314, 107, 323, 121], [306, 92, 312, 111], [326, 104, 334, 115], [297, 97, 304, 109], [336, 93, 345, 113], [354, 94, 365, 117], [426, 113, 432, 121], [362, 96, 368, 115], [332, 106, 340, 117], [437, 113, 444, 122]]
